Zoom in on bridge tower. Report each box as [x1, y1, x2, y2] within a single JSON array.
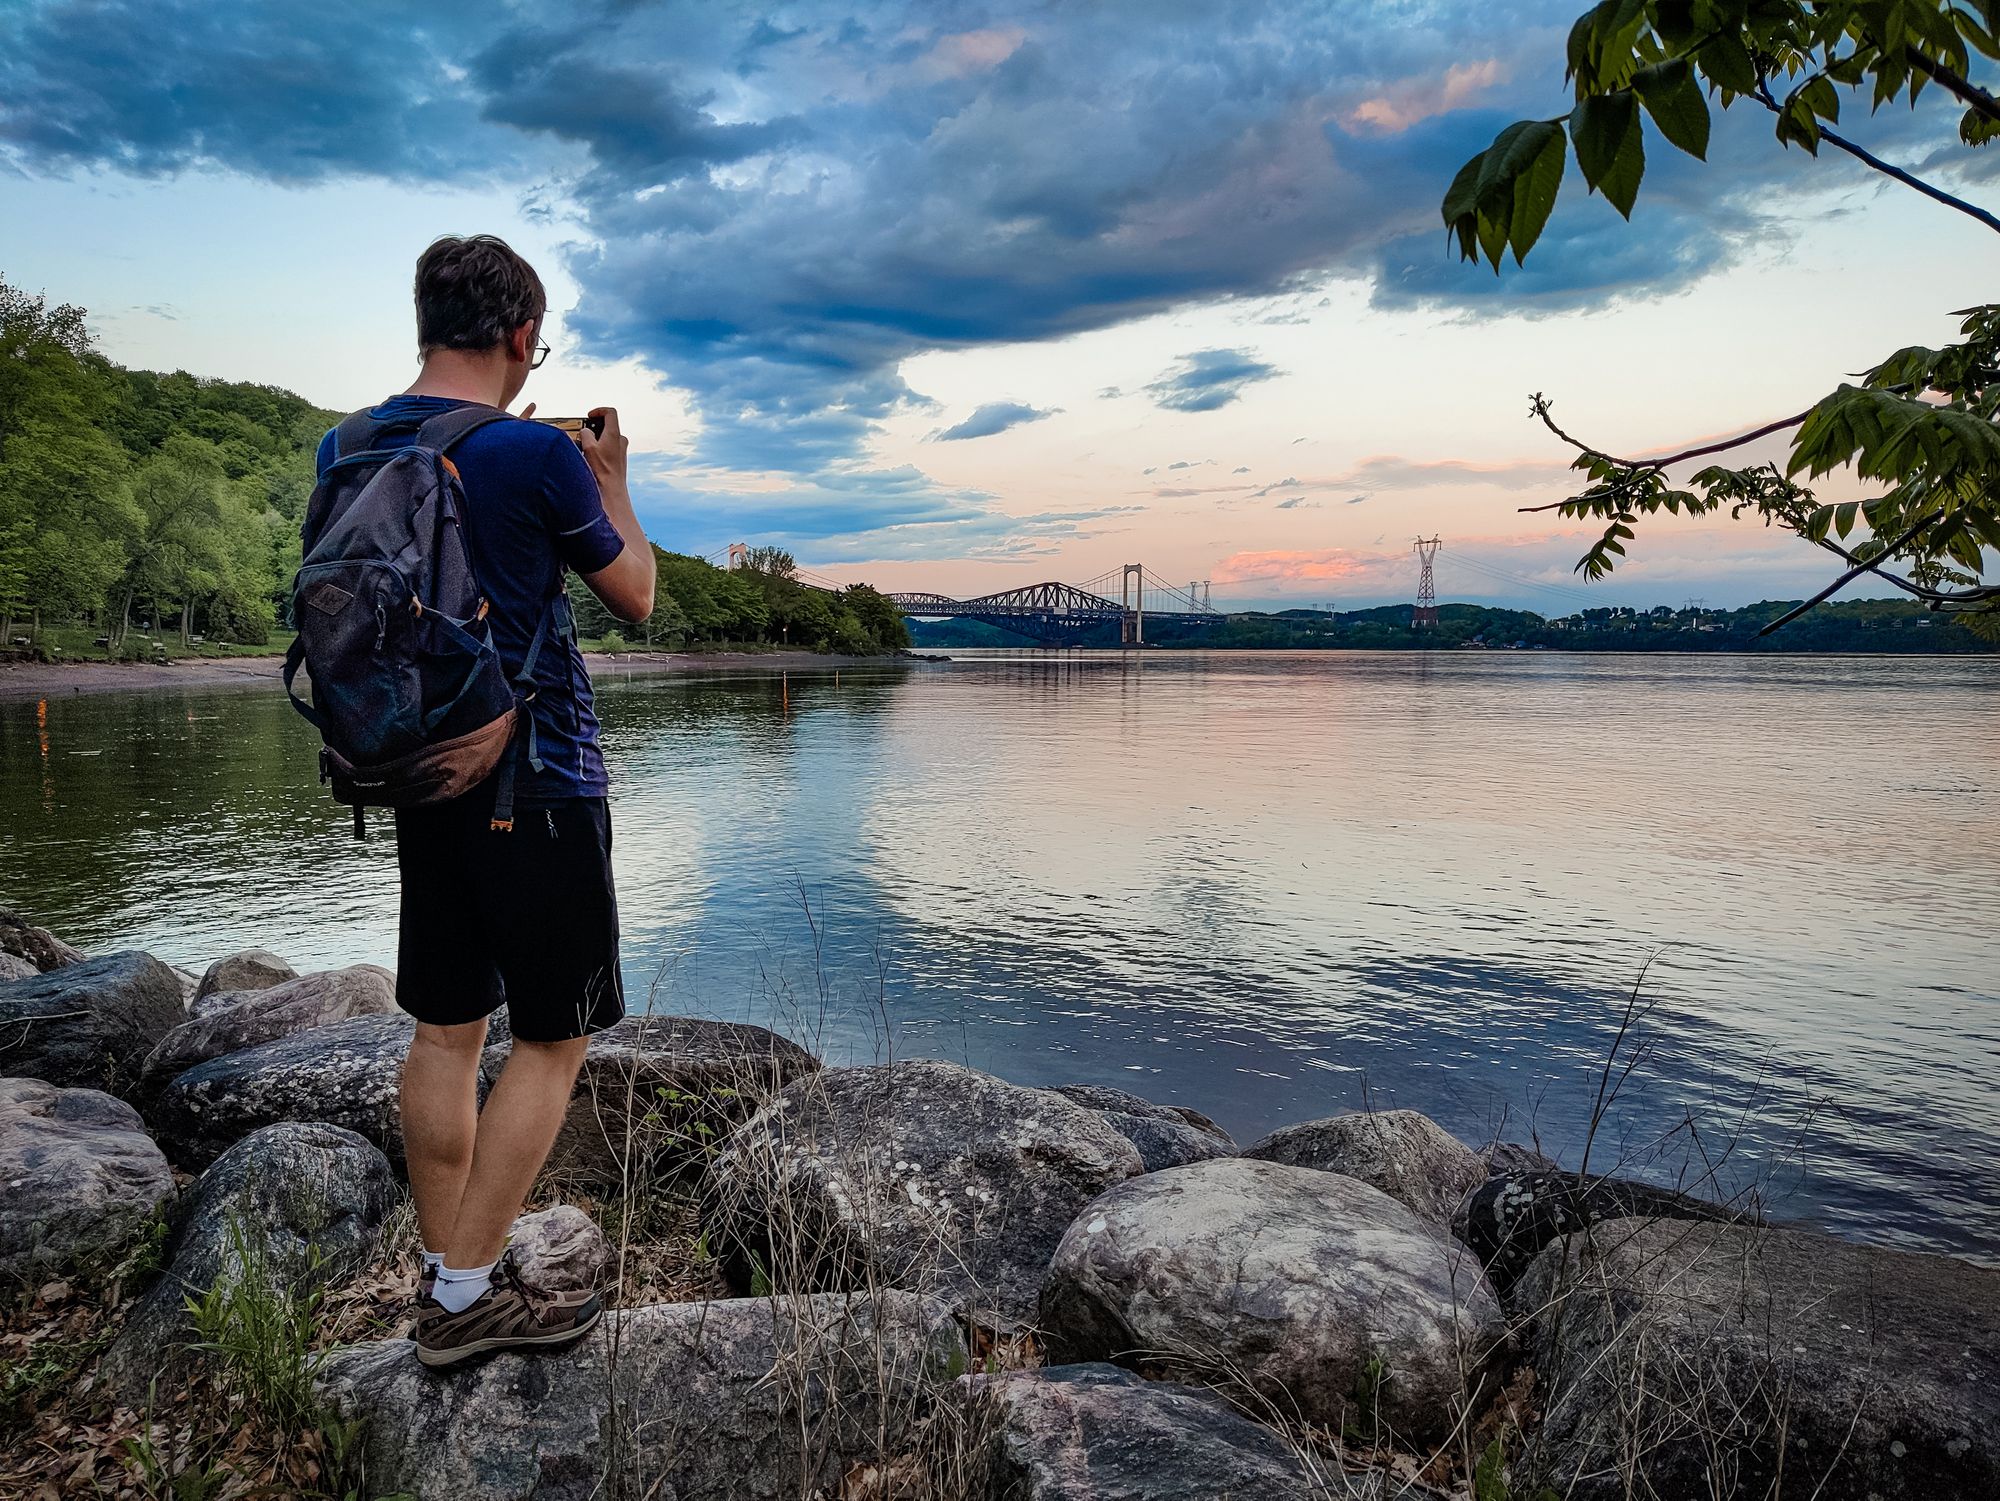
[[727, 542, 749, 571], [1412, 535, 1442, 628], [1121, 563, 1144, 645]]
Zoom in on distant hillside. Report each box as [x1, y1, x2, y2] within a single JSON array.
[[907, 598, 1997, 654]]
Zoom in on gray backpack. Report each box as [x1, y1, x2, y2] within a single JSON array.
[[284, 404, 551, 837]]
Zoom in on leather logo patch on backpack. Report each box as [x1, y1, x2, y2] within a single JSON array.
[[305, 581, 355, 617]]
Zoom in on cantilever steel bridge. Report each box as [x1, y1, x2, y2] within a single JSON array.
[[715, 547, 1225, 644], [885, 565, 1221, 645]]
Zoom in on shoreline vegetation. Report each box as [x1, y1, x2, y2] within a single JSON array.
[[3, 916, 1996, 1499]]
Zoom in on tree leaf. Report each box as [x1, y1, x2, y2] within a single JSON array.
[[1801, 74, 1840, 122], [1570, 92, 1645, 215], [1464, 119, 1568, 267], [1507, 123, 1569, 262], [1442, 149, 1488, 260], [1699, 31, 1758, 95], [1633, 58, 1711, 158]]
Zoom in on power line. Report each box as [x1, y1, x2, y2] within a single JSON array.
[[1444, 553, 1605, 609]]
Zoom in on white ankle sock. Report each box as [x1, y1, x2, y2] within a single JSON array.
[[433, 1261, 497, 1313], [420, 1249, 444, 1279]]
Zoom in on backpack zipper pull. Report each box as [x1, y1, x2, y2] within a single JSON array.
[[545, 809, 558, 840], [373, 603, 387, 651]]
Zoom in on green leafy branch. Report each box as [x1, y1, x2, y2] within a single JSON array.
[[1441, 1, 2000, 628]]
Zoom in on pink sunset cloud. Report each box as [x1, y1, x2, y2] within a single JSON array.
[[1213, 546, 1402, 586], [1347, 58, 1505, 133]]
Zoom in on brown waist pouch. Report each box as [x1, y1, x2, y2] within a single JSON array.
[[323, 706, 517, 808]]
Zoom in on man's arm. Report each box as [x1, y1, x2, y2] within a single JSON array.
[[575, 407, 656, 623]]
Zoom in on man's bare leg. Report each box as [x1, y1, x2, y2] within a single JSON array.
[[400, 1019, 489, 1254], [444, 1035, 589, 1269]]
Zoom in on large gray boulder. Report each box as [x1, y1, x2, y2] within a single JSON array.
[[0, 1077, 172, 1283], [0, 950, 185, 1098], [96, 1121, 394, 1404], [1040, 1157, 1507, 1442], [1049, 1084, 1236, 1173], [1519, 1217, 2000, 1500], [707, 1059, 1143, 1322], [1243, 1109, 1484, 1231], [485, 1013, 818, 1188], [140, 964, 398, 1101], [0, 952, 38, 983], [0, 908, 84, 972], [150, 1011, 429, 1168], [190, 948, 299, 1012], [321, 1292, 967, 1500], [970, 1363, 1320, 1500], [1455, 1168, 1751, 1293]]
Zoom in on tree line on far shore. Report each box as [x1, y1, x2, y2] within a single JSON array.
[[910, 597, 1998, 653], [0, 275, 907, 657]]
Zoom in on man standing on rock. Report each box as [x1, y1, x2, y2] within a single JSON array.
[[315, 235, 655, 1366]]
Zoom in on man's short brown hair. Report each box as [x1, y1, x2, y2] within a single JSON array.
[[414, 235, 546, 355]]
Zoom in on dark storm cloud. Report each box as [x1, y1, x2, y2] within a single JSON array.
[[935, 401, 1058, 441], [0, 1, 502, 181], [1146, 349, 1282, 412], [469, 33, 798, 185]]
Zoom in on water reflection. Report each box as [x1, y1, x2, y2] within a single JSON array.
[[1, 651, 1995, 1261]]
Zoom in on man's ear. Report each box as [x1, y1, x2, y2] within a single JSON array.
[[508, 320, 535, 365]]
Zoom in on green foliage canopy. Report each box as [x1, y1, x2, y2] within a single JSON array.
[[0, 275, 336, 647], [1442, 0, 2000, 631]]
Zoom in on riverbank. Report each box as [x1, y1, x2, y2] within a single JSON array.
[[3, 912, 1997, 1498], [0, 647, 920, 703]]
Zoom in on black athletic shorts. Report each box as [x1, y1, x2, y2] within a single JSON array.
[[392, 784, 626, 1043]]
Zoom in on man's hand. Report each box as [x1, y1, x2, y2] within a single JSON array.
[[573, 405, 655, 623], [578, 406, 628, 488]]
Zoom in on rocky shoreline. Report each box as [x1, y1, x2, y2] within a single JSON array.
[[3, 907, 1995, 1499]]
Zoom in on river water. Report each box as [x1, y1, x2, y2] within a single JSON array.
[[2, 650, 1995, 1260]]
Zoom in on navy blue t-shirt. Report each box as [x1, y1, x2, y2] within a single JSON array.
[[315, 396, 626, 804]]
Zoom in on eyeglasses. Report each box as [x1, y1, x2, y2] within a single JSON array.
[[530, 338, 551, 371]]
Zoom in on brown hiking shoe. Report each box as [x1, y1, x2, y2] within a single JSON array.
[[414, 1252, 602, 1368]]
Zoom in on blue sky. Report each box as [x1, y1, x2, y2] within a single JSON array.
[[2, 0, 1993, 610]]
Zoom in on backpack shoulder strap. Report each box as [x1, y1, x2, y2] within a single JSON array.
[[414, 404, 514, 457], [330, 409, 381, 461]]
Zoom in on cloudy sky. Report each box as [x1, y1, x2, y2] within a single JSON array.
[[3, 1, 1992, 611]]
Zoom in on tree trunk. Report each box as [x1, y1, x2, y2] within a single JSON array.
[[117, 584, 135, 649]]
